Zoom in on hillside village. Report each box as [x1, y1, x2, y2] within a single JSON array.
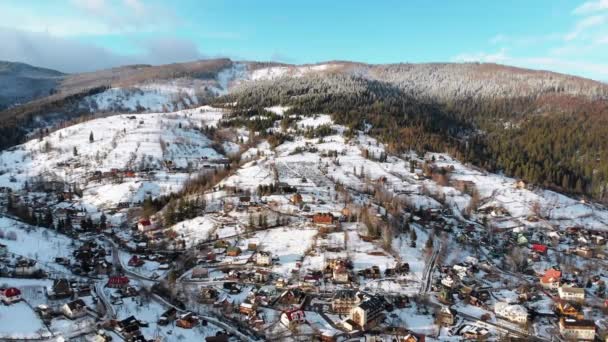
[[0, 87, 605, 342]]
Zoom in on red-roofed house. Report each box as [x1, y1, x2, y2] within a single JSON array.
[[128, 255, 145, 267], [107, 276, 130, 289], [0, 287, 22, 304], [137, 219, 156, 232], [540, 269, 561, 290], [531, 244, 548, 254], [280, 308, 306, 328]]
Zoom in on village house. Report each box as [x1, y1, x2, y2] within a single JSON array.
[[226, 246, 242, 257], [540, 268, 562, 290], [176, 312, 200, 329], [312, 213, 338, 231], [437, 306, 456, 326], [559, 318, 596, 341], [239, 302, 257, 316], [14, 258, 38, 276], [116, 315, 143, 340], [459, 325, 490, 340], [558, 286, 585, 303], [349, 295, 386, 331], [191, 267, 209, 280], [494, 302, 528, 324], [158, 307, 178, 326], [48, 278, 72, 299], [277, 288, 307, 307], [531, 243, 548, 255], [107, 276, 130, 289], [0, 287, 22, 304], [61, 299, 88, 319], [199, 287, 219, 304], [253, 269, 270, 283], [256, 251, 272, 266], [290, 193, 303, 205], [137, 218, 156, 232], [333, 265, 349, 283], [280, 307, 306, 328], [576, 246, 594, 258], [128, 255, 145, 267], [332, 289, 361, 314]]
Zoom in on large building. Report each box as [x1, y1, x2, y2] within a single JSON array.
[[349, 295, 385, 331], [559, 318, 596, 341]]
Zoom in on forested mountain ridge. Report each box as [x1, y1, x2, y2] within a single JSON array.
[[222, 62, 608, 203], [2, 59, 608, 202], [0, 61, 65, 111]]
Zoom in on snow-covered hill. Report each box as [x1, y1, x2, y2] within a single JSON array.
[[0, 106, 229, 208]]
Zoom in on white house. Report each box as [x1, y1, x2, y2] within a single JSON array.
[[558, 286, 585, 303], [61, 299, 87, 319], [256, 251, 272, 266], [559, 318, 596, 341], [333, 266, 349, 283], [349, 296, 385, 330], [137, 218, 156, 232], [494, 302, 528, 324], [441, 276, 455, 288]]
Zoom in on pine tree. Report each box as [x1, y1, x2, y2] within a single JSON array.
[[89, 131, 94, 143]]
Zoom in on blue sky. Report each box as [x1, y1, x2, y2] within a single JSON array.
[[1, 0, 607, 80]]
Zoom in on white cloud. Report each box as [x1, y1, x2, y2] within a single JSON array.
[[453, 48, 508, 64], [0, 0, 178, 37], [0, 27, 207, 73], [564, 14, 607, 41], [574, 0, 608, 14]]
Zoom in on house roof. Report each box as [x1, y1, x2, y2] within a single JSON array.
[[531, 244, 548, 253], [357, 296, 385, 311], [65, 299, 86, 311], [0, 287, 21, 297], [108, 276, 130, 285], [541, 269, 562, 283], [559, 286, 585, 295], [561, 318, 596, 329], [282, 307, 305, 320]]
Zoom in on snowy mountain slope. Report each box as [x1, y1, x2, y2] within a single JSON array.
[[0, 106, 228, 208], [244, 61, 608, 100]]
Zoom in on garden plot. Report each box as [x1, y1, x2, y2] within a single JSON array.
[[236, 226, 318, 277], [0, 301, 50, 339], [104, 289, 224, 341], [0, 217, 75, 274], [83, 173, 191, 208], [221, 159, 274, 192], [168, 216, 218, 248], [118, 250, 168, 279]]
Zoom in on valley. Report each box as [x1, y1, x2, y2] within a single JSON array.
[[0, 90, 606, 341]]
